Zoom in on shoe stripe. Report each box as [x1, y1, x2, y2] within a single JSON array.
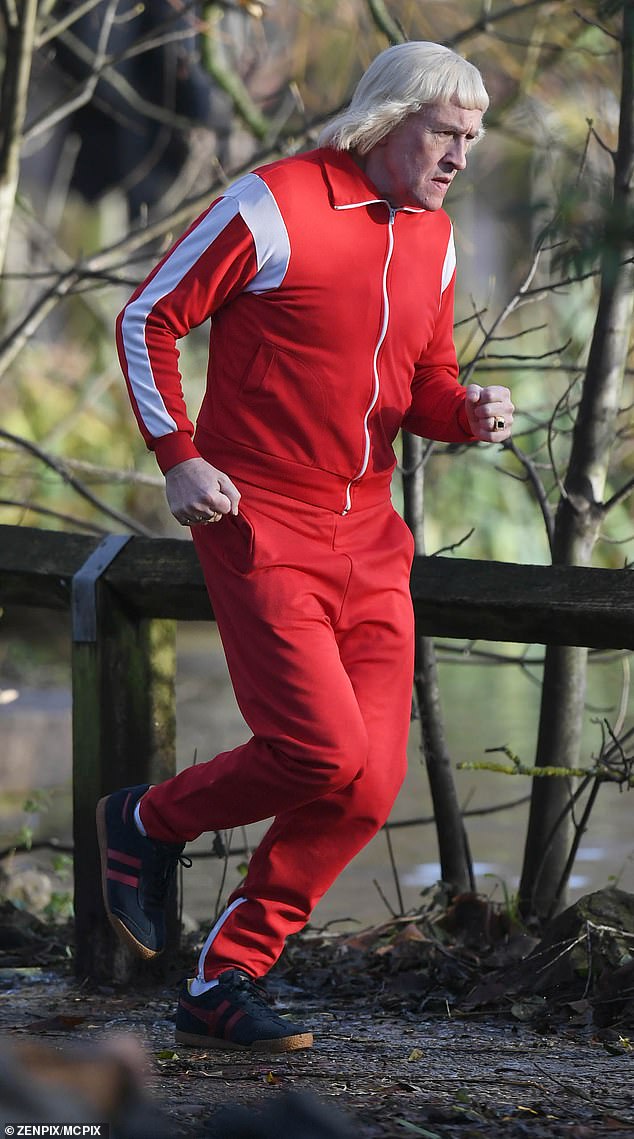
[[223, 1009, 247, 1039], [181, 996, 229, 1026], [180, 997, 234, 1035], [180, 997, 246, 1043], [122, 792, 132, 824], [107, 848, 142, 869], [107, 868, 139, 888]]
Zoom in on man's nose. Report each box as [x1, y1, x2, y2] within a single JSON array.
[[445, 137, 468, 170]]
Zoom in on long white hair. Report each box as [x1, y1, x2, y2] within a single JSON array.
[[319, 41, 489, 154]]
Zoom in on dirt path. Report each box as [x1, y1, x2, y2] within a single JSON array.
[[2, 889, 634, 1137], [1, 942, 633, 1139]]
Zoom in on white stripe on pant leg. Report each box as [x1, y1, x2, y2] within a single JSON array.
[[191, 896, 248, 993]]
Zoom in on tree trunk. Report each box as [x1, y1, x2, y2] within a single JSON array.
[[402, 431, 473, 895], [0, 0, 38, 278], [519, 2, 634, 921]]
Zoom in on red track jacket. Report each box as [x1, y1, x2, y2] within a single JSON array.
[[117, 147, 475, 514]]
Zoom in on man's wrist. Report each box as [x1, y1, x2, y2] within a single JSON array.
[[154, 431, 201, 473], [457, 400, 477, 440]]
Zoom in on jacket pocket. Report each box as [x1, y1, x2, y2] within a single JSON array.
[[240, 341, 277, 395], [234, 340, 329, 466]]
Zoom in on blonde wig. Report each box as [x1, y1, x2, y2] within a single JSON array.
[[319, 41, 489, 154]]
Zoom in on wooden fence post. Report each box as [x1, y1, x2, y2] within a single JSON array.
[[72, 568, 176, 981]]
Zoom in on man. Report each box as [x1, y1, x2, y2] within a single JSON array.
[[97, 40, 513, 1053]]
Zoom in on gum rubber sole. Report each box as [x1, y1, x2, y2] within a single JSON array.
[[174, 1028, 314, 1052]]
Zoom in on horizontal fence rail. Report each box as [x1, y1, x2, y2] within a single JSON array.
[[2, 524, 633, 648]]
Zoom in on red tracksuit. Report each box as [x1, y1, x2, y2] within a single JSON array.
[[116, 147, 475, 979]]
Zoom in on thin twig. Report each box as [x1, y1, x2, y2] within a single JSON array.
[[505, 438, 555, 553], [0, 429, 156, 536], [383, 823, 405, 916], [0, 499, 109, 533]]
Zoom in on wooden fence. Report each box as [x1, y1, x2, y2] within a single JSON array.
[[1, 523, 633, 979]]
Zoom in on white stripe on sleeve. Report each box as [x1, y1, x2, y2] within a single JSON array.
[[231, 173, 291, 292], [441, 225, 456, 296], [121, 174, 291, 440]]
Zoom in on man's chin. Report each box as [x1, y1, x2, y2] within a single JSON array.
[[429, 182, 452, 207], [415, 196, 443, 211]]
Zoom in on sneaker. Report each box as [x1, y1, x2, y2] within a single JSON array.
[[96, 784, 189, 959], [175, 970, 314, 1052]]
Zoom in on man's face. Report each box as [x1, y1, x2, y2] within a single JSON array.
[[366, 100, 484, 211]]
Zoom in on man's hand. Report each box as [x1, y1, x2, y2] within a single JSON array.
[[464, 384, 514, 442], [165, 457, 241, 527]]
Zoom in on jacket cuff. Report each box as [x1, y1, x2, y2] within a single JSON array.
[[153, 431, 201, 474], [457, 400, 477, 440]]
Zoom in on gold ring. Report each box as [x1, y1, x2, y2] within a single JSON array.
[[494, 417, 505, 431]]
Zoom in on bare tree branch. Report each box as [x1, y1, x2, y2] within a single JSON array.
[[0, 120, 337, 381], [0, 268, 79, 379], [34, 0, 104, 49], [602, 473, 634, 513], [448, 0, 562, 47], [460, 246, 544, 388], [365, 0, 406, 45], [506, 438, 556, 553], [0, 0, 38, 274], [0, 429, 157, 536], [0, 498, 109, 533], [24, 1, 129, 146], [201, 2, 271, 140]]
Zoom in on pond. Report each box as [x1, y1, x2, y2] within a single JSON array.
[[175, 624, 634, 933], [1, 620, 632, 932]]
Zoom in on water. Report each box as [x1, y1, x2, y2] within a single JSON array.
[[1, 623, 632, 934], [174, 625, 634, 933]]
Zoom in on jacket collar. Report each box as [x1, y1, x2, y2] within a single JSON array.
[[317, 147, 426, 213]]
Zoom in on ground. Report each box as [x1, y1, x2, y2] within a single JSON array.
[[0, 892, 633, 1139]]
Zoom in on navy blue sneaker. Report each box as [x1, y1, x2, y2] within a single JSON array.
[[175, 970, 314, 1052], [96, 784, 189, 959]]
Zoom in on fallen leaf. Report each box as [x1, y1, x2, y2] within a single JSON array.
[[24, 1014, 86, 1033], [510, 997, 548, 1022], [393, 924, 427, 945], [603, 1040, 631, 1056], [394, 1120, 441, 1138]]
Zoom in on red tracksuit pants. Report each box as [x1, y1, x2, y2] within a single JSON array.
[[139, 482, 415, 979]]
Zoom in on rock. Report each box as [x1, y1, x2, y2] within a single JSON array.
[[0, 899, 48, 948], [524, 887, 634, 1000], [462, 888, 634, 1029], [0, 866, 53, 914]]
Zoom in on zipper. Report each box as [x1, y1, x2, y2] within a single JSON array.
[[342, 205, 397, 515]]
